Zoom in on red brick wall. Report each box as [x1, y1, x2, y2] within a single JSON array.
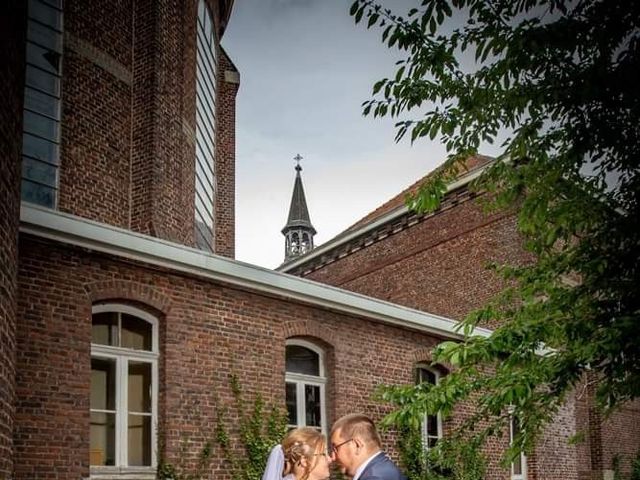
[[299, 190, 640, 479], [57, 0, 235, 256], [215, 49, 239, 259], [14, 234, 520, 479], [304, 193, 531, 324], [601, 400, 640, 478], [60, 0, 133, 229], [0, 1, 27, 476]]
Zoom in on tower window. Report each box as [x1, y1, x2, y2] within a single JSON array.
[[21, 0, 64, 208], [194, 0, 217, 252]]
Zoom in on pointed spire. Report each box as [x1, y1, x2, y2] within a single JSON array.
[[282, 154, 316, 262]]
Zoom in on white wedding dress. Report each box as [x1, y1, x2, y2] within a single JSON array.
[[262, 444, 295, 480]]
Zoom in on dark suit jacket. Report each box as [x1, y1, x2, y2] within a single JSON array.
[[359, 451, 407, 480]]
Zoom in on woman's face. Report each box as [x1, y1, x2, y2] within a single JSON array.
[[308, 444, 331, 480]]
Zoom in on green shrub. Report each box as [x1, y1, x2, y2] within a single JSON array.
[[215, 374, 288, 480]]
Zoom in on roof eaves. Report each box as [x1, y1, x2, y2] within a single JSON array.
[[19, 203, 492, 340]]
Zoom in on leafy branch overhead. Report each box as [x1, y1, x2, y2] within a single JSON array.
[[352, 0, 639, 474]]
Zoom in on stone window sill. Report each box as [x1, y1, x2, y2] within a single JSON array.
[[90, 466, 156, 480]]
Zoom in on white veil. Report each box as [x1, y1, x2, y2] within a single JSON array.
[[262, 444, 285, 480]]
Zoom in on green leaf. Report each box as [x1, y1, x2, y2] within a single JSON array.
[[367, 12, 379, 28], [349, 0, 359, 16]]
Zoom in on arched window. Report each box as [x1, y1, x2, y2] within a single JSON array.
[[285, 339, 326, 432], [301, 233, 310, 254], [90, 305, 158, 469], [290, 232, 300, 254], [415, 364, 442, 450]]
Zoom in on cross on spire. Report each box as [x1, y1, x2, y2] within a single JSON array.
[[294, 153, 303, 172]]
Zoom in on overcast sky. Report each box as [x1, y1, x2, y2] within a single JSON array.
[[223, 0, 459, 269]]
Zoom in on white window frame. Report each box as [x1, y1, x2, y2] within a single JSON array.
[[415, 364, 443, 450], [285, 339, 327, 434], [509, 413, 527, 480], [90, 304, 159, 476]]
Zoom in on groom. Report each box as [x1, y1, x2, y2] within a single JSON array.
[[330, 413, 406, 480]]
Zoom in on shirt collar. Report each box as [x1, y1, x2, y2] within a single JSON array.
[[352, 451, 382, 480]]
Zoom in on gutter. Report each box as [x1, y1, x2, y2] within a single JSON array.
[[19, 203, 492, 341]]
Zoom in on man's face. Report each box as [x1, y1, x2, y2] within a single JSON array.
[[330, 429, 358, 477]]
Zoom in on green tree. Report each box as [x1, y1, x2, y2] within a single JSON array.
[[351, 0, 639, 475]]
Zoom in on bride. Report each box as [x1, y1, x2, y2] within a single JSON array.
[[262, 428, 331, 480]]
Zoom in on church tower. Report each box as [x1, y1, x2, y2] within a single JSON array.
[[282, 154, 316, 262]]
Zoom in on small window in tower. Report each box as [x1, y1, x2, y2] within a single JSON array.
[[194, 0, 218, 252], [21, 0, 64, 208]]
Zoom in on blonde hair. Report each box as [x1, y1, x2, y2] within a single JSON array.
[[331, 414, 381, 449], [282, 427, 326, 480]]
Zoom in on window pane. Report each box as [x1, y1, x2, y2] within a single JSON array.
[[417, 368, 436, 385], [512, 454, 522, 475], [195, 2, 216, 253], [23, 110, 59, 141], [91, 358, 116, 410], [428, 436, 438, 449], [128, 414, 152, 466], [285, 345, 319, 376], [21, 179, 55, 207], [426, 413, 438, 437], [90, 412, 115, 466], [198, 0, 205, 23], [25, 65, 60, 97], [304, 384, 321, 428], [121, 314, 152, 351], [28, 19, 63, 53], [92, 312, 118, 346], [511, 417, 523, 475], [286, 382, 297, 425], [28, 0, 63, 31], [26, 42, 60, 73], [22, 157, 57, 187], [40, 0, 63, 9], [22, 132, 59, 164], [24, 87, 60, 120], [195, 222, 212, 251], [128, 362, 151, 413]]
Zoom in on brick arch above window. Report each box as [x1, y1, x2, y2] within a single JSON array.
[[84, 279, 172, 316], [281, 319, 338, 348], [411, 345, 452, 375]]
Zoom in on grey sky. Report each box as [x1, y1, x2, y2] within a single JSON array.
[[223, 1, 460, 268]]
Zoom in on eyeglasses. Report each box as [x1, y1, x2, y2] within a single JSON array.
[[330, 438, 353, 455]]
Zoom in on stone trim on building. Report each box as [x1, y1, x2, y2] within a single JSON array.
[[19, 203, 493, 340]]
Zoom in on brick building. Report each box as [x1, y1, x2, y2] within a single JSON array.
[[279, 157, 640, 479], [0, 1, 489, 479], [2, 1, 637, 480]]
